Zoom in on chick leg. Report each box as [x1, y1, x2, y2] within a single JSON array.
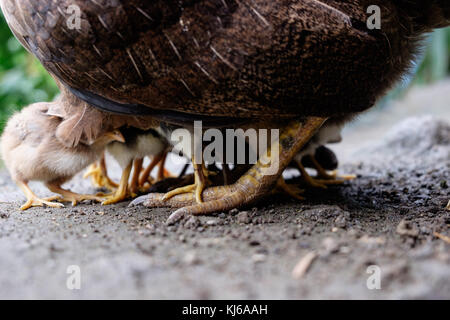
[[139, 153, 165, 188], [46, 182, 104, 206], [295, 160, 329, 189], [138, 118, 327, 223], [83, 162, 101, 185], [98, 155, 119, 190], [162, 154, 209, 203], [102, 161, 133, 205], [84, 154, 118, 191], [276, 177, 305, 201], [129, 158, 143, 195], [17, 181, 64, 211], [157, 151, 173, 181], [309, 155, 356, 181]]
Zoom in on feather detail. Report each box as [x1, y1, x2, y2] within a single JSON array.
[[56, 105, 107, 147], [54, 88, 110, 147], [54, 92, 157, 147], [44, 97, 66, 118], [122, 115, 159, 131]]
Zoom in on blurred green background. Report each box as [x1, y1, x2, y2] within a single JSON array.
[[0, 13, 449, 133]]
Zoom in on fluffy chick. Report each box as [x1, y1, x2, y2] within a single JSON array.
[[0, 102, 125, 210], [293, 121, 354, 189], [102, 127, 169, 205]]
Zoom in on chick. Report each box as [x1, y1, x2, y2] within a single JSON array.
[[293, 121, 354, 189], [0, 102, 125, 210], [102, 127, 169, 205], [275, 121, 354, 200]]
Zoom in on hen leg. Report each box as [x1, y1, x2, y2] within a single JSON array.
[[137, 118, 327, 223], [17, 181, 64, 210]]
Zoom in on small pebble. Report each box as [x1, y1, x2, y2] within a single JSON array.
[[252, 254, 267, 263], [237, 211, 251, 224]]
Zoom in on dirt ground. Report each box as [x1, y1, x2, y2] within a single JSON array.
[[0, 81, 449, 299]]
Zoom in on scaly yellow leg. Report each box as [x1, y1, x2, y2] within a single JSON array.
[[136, 118, 327, 224], [46, 182, 104, 206], [102, 161, 134, 205], [17, 181, 64, 211]]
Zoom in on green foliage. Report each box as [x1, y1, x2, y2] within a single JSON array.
[[0, 13, 59, 132], [414, 28, 450, 84], [0, 11, 448, 133]]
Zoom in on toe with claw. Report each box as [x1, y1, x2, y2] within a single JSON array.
[[17, 181, 64, 210]]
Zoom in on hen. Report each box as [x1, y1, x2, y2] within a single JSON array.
[[1, 0, 448, 219]]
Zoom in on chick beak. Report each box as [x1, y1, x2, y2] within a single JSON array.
[[106, 130, 125, 143]]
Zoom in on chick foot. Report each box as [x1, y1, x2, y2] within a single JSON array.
[[102, 190, 136, 205], [46, 182, 104, 206], [84, 155, 118, 191], [309, 155, 356, 182], [138, 154, 163, 188], [162, 156, 211, 203], [295, 159, 351, 189], [17, 181, 64, 210], [84, 163, 102, 186]]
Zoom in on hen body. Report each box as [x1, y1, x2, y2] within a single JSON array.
[[1, 0, 448, 124]]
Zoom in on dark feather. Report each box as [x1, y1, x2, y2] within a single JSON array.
[[1, 0, 449, 123]]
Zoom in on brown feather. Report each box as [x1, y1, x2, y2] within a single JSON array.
[[1, 0, 449, 121], [51, 85, 108, 147]]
